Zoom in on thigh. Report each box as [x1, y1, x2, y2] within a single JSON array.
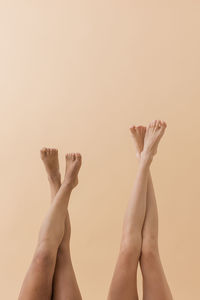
[[107, 250, 139, 300], [18, 248, 57, 300], [141, 253, 173, 300]]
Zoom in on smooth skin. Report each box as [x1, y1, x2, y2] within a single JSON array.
[[18, 120, 173, 300], [40, 149, 82, 300], [18, 152, 82, 300], [107, 120, 173, 300]]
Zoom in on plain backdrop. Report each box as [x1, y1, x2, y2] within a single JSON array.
[[0, 1, 200, 299]]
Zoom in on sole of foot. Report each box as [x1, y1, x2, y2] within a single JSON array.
[[40, 147, 61, 182], [64, 152, 82, 189], [141, 120, 167, 163], [130, 125, 146, 159]]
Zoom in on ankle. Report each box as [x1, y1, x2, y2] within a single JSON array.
[[140, 151, 153, 167], [61, 180, 74, 192], [63, 176, 78, 190], [48, 173, 61, 185]]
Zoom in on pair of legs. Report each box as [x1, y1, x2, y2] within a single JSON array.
[[18, 119, 173, 300], [18, 151, 82, 300], [107, 120, 173, 300]]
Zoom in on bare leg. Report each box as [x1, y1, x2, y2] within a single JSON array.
[[18, 152, 82, 300], [107, 121, 165, 300], [41, 148, 82, 300], [141, 173, 173, 300], [130, 121, 173, 300]]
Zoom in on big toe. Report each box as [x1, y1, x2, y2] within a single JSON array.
[[40, 147, 47, 158], [159, 120, 167, 132], [65, 153, 71, 161], [155, 120, 161, 130], [161, 120, 167, 128], [75, 153, 82, 163], [130, 126, 136, 135], [52, 148, 58, 155]]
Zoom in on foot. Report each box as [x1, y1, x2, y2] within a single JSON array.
[[40, 148, 61, 184], [141, 120, 167, 163], [130, 125, 146, 160], [64, 153, 82, 189]]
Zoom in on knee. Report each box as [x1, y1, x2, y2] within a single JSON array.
[[120, 234, 142, 261], [141, 236, 159, 260], [33, 243, 56, 267]]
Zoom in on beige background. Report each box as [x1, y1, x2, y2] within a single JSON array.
[[0, 1, 200, 299]]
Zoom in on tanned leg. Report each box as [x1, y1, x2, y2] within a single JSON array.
[[130, 120, 173, 300], [107, 121, 165, 300], [18, 152, 82, 300], [40, 148, 82, 300]]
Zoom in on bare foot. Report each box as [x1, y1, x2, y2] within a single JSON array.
[[64, 153, 82, 189], [130, 125, 146, 159], [141, 120, 167, 163], [40, 148, 61, 183]]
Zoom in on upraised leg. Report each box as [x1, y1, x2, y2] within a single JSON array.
[[107, 161, 148, 300], [107, 121, 165, 300], [40, 148, 82, 300], [130, 121, 173, 300], [18, 152, 82, 300]]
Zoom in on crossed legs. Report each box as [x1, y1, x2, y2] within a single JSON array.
[[107, 120, 173, 300], [18, 152, 82, 300], [40, 149, 82, 300], [18, 120, 173, 300]]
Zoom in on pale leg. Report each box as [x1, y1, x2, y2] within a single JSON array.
[[129, 121, 173, 300], [107, 157, 150, 300], [18, 153, 82, 300], [140, 172, 173, 300], [107, 120, 167, 300], [40, 148, 82, 300]]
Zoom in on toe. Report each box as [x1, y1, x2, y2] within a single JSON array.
[[159, 120, 163, 129], [138, 126, 143, 133], [152, 120, 157, 130], [147, 122, 152, 130], [155, 120, 160, 130], [76, 153, 82, 160], [130, 126, 136, 134], [136, 126, 141, 133], [142, 127, 146, 134], [149, 121, 153, 128], [40, 147, 47, 158], [40, 147, 47, 155]]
